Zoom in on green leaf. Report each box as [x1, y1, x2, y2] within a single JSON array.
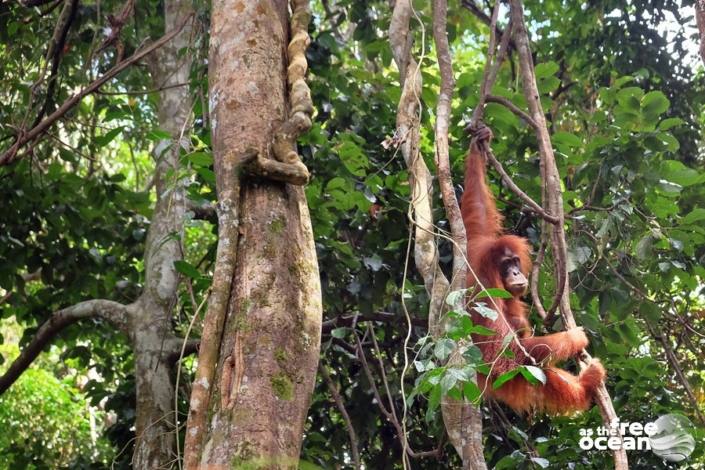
[[427, 384, 442, 414], [613, 76, 634, 88], [463, 380, 481, 402], [95, 127, 124, 147], [658, 117, 684, 130], [337, 140, 369, 177], [469, 325, 495, 336], [434, 338, 456, 361], [657, 132, 680, 152], [485, 102, 519, 130], [567, 245, 592, 272], [534, 61, 559, 78], [492, 368, 520, 389], [538, 76, 560, 94], [447, 315, 473, 339], [501, 331, 515, 350], [530, 457, 550, 468], [446, 289, 468, 307], [330, 327, 348, 339], [462, 345, 483, 364], [473, 302, 499, 320], [645, 192, 678, 218], [147, 129, 173, 141], [660, 160, 703, 187], [683, 208, 705, 225], [475, 288, 512, 299], [616, 87, 643, 112], [520, 365, 547, 385], [552, 131, 581, 148], [196, 167, 216, 185], [440, 372, 458, 395], [173, 260, 200, 279], [187, 152, 213, 167], [641, 91, 670, 118]]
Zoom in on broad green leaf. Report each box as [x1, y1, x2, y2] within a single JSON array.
[[538, 76, 560, 94], [475, 288, 512, 299], [657, 132, 680, 152], [462, 345, 483, 364], [658, 117, 684, 130], [683, 208, 705, 225], [174, 260, 200, 279], [196, 167, 216, 184], [531, 457, 550, 468], [521, 365, 547, 385], [330, 327, 348, 339], [95, 127, 124, 147], [440, 372, 457, 395], [187, 152, 213, 167], [534, 61, 559, 78], [473, 302, 499, 320], [641, 91, 670, 118], [427, 384, 442, 414], [616, 87, 643, 112], [469, 325, 496, 336], [446, 289, 467, 307], [336, 137, 369, 177], [492, 368, 520, 389], [463, 380, 481, 402], [660, 160, 703, 187], [552, 131, 581, 148], [434, 338, 456, 361]]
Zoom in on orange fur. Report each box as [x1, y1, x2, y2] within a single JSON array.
[[462, 136, 605, 414]]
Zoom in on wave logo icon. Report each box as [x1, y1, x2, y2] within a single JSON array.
[[649, 414, 696, 463]]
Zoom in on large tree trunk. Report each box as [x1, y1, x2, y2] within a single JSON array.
[[131, 1, 193, 467], [193, 0, 322, 466]]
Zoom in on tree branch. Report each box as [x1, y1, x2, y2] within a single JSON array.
[[485, 94, 538, 130], [0, 13, 193, 166], [469, 2, 511, 126], [319, 364, 361, 469], [646, 323, 705, 425], [352, 329, 442, 460], [433, 0, 465, 290], [459, 0, 516, 52], [0, 299, 130, 395], [322, 312, 425, 333], [484, 148, 559, 224], [31, 0, 78, 128], [696, 1, 705, 66], [433, 1, 488, 468], [605, 260, 705, 425], [509, 1, 627, 468], [389, 0, 449, 336]]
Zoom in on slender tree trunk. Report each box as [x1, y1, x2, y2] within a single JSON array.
[[509, 2, 627, 469], [131, 1, 193, 466], [696, 1, 705, 66], [0, 2, 195, 467], [191, 0, 322, 466]]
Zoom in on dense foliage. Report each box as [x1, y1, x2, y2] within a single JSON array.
[[0, 0, 703, 468]]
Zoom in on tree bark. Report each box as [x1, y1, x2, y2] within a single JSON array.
[[431, 1, 487, 467], [130, 0, 193, 466], [0, 2, 195, 467], [696, 1, 705, 66], [188, 0, 322, 467]]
